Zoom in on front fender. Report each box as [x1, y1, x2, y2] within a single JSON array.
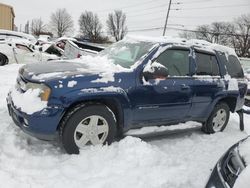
[[60, 86, 131, 108]]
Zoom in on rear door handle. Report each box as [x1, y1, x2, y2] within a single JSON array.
[[181, 84, 190, 90]]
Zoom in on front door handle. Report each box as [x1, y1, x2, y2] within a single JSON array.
[[181, 84, 190, 90]]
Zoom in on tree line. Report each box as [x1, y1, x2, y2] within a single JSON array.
[[28, 9, 249, 57], [29, 8, 127, 43], [179, 14, 250, 58]]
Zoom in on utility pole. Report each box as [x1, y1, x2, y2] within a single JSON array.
[[163, 0, 172, 36]]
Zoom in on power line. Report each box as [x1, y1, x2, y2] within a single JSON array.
[[93, 0, 165, 13], [179, 0, 213, 4], [122, 3, 169, 14], [178, 3, 250, 10], [124, 3, 248, 18], [128, 26, 246, 37], [127, 14, 243, 24]]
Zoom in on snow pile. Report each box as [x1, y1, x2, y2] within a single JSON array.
[[67, 80, 77, 88], [126, 122, 201, 135], [0, 64, 22, 107], [10, 88, 47, 114], [1, 64, 250, 188]]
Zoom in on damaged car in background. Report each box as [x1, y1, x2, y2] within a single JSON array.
[[40, 37, 105, 59], [0, 39, 60, 66]]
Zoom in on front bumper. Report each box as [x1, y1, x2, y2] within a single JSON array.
[[206, 163, 229, 188], [7, 92, 65, 141]]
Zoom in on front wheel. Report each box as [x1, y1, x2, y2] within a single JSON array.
[[0, 53, 8, 66], [60, 104, 117, 154], [202, 102, 230, 134]]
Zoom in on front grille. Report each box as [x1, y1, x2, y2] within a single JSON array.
[[220, 148, 245, 187]]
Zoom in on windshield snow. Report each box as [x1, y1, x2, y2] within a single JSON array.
[[98, 40, 155, 68]]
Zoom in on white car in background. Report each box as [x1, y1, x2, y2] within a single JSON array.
[[0, 39, 60, 66], [0, 29, 37, 44]]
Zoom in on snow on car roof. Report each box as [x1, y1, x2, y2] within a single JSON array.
[[125, 35, 237, 56], [0, 29, 37, 44]]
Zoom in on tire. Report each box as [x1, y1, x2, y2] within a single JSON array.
[[0, 53, 8, 66], [202, 102, 230, 134], [60, 104, 117, 154]]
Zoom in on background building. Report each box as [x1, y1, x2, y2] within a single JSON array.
[[0, 3, 15, 30]]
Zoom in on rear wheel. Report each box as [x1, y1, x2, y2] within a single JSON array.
[[202, 102, 230, 134], [0, 53, 8, 66], [60, 104, 117, 154]]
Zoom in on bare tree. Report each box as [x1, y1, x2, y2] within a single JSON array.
[[233, 14, 250, 57], [31, 18, 45, 36], [78, 11, 103, 42], [195, 25, 213, 42], [178, 14, 250, 57], [106, 10, 127, 41], [49, 8, 74, 37], [178, 31, 196, 39]]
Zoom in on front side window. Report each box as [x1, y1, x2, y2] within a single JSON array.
[[195, 52, 220, 76], [16, 44, 33, 52], [155, 49, 190, 76]]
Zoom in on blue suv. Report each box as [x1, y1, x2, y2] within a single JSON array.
[[7, 36, 247, 154]]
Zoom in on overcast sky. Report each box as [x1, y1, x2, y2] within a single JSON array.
[[1, 0, 250, 37]]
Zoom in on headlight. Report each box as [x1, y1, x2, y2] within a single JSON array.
[[26, 83, 51, 101]]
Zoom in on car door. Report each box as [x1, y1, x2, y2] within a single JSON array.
[[130, 47, 194, 127], [190, 49, 224, 119], [13, 44, 40, 63]]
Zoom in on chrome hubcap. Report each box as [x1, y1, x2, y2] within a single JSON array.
[[212, 109, 227, 132], [74, 115, 109, 148]]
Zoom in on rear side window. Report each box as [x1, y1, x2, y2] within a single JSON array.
[[225, 55, 244, 78], [195, 52, 220, 76]]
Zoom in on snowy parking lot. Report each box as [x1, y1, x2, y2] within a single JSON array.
[[0, 64, 249, 188]]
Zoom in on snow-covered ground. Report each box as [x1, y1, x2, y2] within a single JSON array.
[[0, 64, 249, 188]]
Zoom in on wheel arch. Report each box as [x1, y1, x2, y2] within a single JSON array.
[[57, 97, 125, 134], [218, 96, 237, 112], [0, 52, 9, 65]]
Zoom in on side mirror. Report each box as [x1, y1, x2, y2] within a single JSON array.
[[143, 62, 169, 81]]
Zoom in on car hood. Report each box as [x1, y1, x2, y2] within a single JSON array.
[[20, 61, 102, 81]]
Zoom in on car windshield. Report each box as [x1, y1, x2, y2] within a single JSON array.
[[98, 40, 155, 68]]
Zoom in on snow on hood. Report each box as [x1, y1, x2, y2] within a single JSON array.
[[23, 55, 128, 82], [10, 88, 47, 114]]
